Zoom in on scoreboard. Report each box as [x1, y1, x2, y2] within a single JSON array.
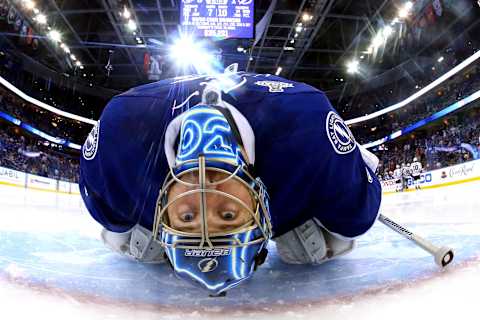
[[180, 0, 254, 39]]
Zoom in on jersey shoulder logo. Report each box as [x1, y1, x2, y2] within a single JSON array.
[[254, 80, 294, 93], [83, 120, 100, 160], [325, 111, 356, 155]]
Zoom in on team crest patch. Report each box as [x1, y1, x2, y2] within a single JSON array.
[[326, 112, 356, 154], [255, 80, 294, 93], [83, 120, 100, 160]]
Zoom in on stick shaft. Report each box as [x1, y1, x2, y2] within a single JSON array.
[[378, 214, 439, 255]]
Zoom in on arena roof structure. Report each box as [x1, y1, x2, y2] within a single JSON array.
[[1, 0, 478, 98]]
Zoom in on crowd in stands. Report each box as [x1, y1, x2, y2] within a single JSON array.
[[0, 85, 91, 144], [0, 123, 79, 183], [0, 45, 479, 186], [351, 63, 480, 145], [0, 50, 108, 120], [375, 107, 480, 181]]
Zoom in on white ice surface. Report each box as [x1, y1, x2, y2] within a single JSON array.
[[0, 182, 479, 320]]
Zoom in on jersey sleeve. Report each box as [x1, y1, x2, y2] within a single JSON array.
[[79, 95, 170, 233], [252, 90, 382, 239]]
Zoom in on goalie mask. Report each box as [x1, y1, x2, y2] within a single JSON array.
[[154, 103, 272, 295]]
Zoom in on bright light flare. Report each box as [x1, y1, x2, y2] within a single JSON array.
[[382, 26, 394, 38], [398, 8, 409, 18], [127, 19, 137, 31], [34, 13, 47, 24], [169, 36, 218, 75], [438, 56, 444, 63], [123, 7, 131, 19], [346, 60, 359, 74], [302, 13, 313, 22], [275, 67, 283, 75], [372, 33, 384, 48], [61, 44, 71, 54], [398, 2, 413, 19], [48, 30, 61, 42], [23, 0, 35, 10]]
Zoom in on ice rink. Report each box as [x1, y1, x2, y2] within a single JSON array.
[[0, 181, 479, 320]]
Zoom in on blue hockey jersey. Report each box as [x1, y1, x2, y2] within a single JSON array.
[[79, 73, 381, 239]]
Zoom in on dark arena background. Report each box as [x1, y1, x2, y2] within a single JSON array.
[[0, 1, 479, 319]]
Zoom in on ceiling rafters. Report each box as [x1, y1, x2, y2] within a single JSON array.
[[332, 0, 390, 69], [287, 0, 336, 78], [5, 0, 474, 93], [7, 0, 66, 71], [155, 0, 169, 40], [271, 0, 309, 73], [126, 0, 148, 44], [46, 0, 99, 68], [248, 0, 278, 72], [100, 0, 143, 79]]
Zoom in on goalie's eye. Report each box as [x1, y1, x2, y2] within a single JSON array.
[[180, 212, 195, 222], [221, 211, 237, 221]]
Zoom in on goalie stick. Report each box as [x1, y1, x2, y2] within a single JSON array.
[[378, 214, 454, 267]]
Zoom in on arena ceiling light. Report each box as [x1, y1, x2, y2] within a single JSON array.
[[127, 19, 137, 31], [47, 30, 61, 42], [22, 0, 35, 10], [302, 13, 313, 22], [122, 7, 131, 19], [398, 1, 414, 19], [17, 2, 83, 72], [61, 44, 71, 54], [370, 34, 383, 49], [405, 1, 414, 10], [382, 26, 394, 39], [169, 35, 217, 74], [34, 13, 47, 24], [295, 23, 303, 33], [346, 60, 359, 74]]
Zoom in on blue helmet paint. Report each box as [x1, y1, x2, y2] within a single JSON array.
[[153, 104, 272, 295]]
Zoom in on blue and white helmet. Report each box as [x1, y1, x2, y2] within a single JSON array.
[[154, 91, 272, 295]]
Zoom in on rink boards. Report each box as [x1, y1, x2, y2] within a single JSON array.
[[0, 166, 80, 194], [381, 159, 480, 193], [2, 159, 480, 197]]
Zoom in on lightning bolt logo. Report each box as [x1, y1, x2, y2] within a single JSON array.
[[198, 258, 219, 273]]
